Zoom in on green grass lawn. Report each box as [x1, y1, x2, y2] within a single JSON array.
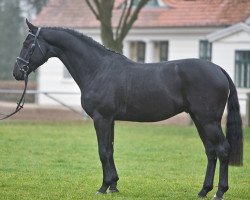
[[0, 121, 249, 200]]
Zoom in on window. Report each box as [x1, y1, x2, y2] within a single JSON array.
[[235, 51, 250, 88], [130, 41, 145, 63], [145, 0, 159, 7], [159, 41, 168, 62], [119, 0, 167, 9], [154, 41, 168, 62], [132, 0, 160, 7], [199, 40, 212, 61], [137, 41, 145, 62]]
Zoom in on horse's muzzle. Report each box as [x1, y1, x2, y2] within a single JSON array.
[[13, 66, 25, 81]]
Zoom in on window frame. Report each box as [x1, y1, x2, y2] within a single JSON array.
[[159, 41, 168, 62], [199, 40, 212, 61], [235, 50, 250, 88], [137, 41, 146, 63], [131, 0, 160, 7]]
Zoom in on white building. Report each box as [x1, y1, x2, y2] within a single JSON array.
[[34, 0, 250, 115], [208, 23, 250, 115]]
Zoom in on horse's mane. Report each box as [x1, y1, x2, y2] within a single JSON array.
[[44, 27, 120, 55]]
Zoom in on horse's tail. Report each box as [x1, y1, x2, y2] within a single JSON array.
[[221, 67, 243, 166]]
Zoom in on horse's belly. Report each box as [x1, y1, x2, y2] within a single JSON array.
[[116, 95, 184, 122], [117, 110, 182, 122]]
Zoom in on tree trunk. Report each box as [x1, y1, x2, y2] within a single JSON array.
[[101, 29, 123, 53], [86, 0, 150, 54], [98, 1, 123, 53]]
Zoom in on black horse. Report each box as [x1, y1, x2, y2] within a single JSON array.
[[13, 20, 243, 199]]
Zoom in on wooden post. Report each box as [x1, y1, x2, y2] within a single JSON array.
[[246, 93, 250, 127]]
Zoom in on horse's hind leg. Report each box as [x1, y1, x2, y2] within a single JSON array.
[[198, 146, 217, 197], [192, 115, 230, 199], [214, 139, 230, 199], [192, 116, 217, 198], [202, 124, 230, 199]]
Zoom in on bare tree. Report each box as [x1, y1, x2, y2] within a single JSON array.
[[86, 0, 150, 53]]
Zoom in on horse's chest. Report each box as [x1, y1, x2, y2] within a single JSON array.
[[81, 90, 117, 117]]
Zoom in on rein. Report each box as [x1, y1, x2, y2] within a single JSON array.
[[0, 74, 28, 120], [0, 27, 44, 120]]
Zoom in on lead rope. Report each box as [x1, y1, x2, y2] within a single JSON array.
[[0, 72, 28, 120]]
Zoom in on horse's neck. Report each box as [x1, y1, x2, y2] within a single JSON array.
[[46, 29, 110, 90]]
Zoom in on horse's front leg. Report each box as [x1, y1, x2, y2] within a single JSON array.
[[94, 115, 119, 194]]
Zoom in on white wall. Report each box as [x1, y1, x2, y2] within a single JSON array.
[[211, 30, 250, 115], [37, 58, 81, 106], [169, 36, 199, 60]]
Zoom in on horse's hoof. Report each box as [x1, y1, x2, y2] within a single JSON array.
[[212, 195, 223, 200], [95, 191, 107, 195], [198, 195, 207, 199], [108, 188, 119, 194]]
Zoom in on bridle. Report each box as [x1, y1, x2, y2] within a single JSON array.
[[0, 27, 45, 120], [16, 27, 45, 74]]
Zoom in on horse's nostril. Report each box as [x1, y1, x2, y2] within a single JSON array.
[[13, 70, 23, 80]]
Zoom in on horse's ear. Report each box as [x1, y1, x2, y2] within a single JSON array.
[[26, 18, 38, 33]]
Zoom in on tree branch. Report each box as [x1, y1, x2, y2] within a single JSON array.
[[115, 0, 134, 41], [118, 0, 149, 41], [121, 0, 134, 33], [115, 0, 128, 39], [86, 0, 149, 53], [93, 0, 101, 12], [85, 0, 100, 20]]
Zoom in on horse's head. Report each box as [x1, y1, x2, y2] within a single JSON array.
[[13, 19, 48, 80]]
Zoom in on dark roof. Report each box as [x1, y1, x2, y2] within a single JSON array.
[[33, 0, 250, 28]]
